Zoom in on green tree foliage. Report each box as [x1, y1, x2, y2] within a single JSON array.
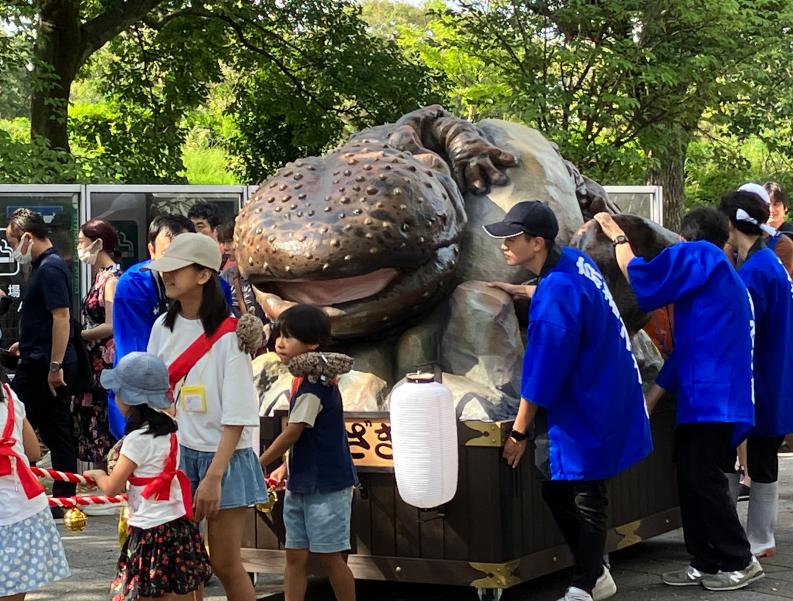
[[0, 0, 441, 184], [224, 0, 443, 180], [400, 0, 793, 228]]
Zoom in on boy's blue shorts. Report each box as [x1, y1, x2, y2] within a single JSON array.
[[283, 486, 354, 553]]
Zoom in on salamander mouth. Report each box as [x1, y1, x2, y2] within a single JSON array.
[[250, 244, 460, 339], [262, 268, 399, 306]]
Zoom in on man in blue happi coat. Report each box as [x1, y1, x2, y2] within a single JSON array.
[[595, 207, 763, 592], [718, 190, 793, 558], [486, 201, 653, 601]]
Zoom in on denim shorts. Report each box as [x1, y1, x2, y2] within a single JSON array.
[[180, 445, 267, 510], [284, 487, 354, 553]]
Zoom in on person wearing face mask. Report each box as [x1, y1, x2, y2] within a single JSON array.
[[74, 219, 122, 466], [5, 208, 78, 511]]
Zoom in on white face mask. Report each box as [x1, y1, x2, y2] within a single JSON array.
[[13, 235, 32, 265], [77, 239, 102, 265]]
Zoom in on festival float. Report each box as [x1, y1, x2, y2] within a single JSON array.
[[235, 106, 681, 600]]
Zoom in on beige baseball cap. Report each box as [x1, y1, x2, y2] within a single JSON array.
[[146, 232, 222, 273]]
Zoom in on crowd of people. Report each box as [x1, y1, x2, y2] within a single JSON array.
[[1, 179, 793, 601]]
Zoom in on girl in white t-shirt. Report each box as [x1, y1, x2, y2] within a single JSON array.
[[145, 233, 266, 601], [0, 383, 70, 600], [85, 351, 211, 601]]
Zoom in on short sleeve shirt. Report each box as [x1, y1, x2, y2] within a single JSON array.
[[19, 247, 76, 364], [121, 429, 186, 528]]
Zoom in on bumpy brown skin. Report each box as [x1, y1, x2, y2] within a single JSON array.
[[235, 106, 517, 339]]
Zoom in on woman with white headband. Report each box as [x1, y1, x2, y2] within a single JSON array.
[[718, 190, 793, 559]]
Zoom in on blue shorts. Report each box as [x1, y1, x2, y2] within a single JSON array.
[[180, 445, 267, 510], [284, 487, 354, 553]]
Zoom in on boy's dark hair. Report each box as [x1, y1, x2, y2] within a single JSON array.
[[718, 191, 769, 236], [188, 202, 221, 228], [680, 207, 729, 248], [148, 214, 195, 245], [7, 208, 49, 240], [764, 182, 788, 208], [275, 304, 331, 349], [164, 268, 230, 336], [217, 220, 235, 244], [124, 404, 178, 437]]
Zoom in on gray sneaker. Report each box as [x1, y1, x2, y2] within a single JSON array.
[[662, 564, 714, 586], [701, 556, 764, 591]]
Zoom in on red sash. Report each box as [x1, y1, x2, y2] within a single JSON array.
[[128, 432, 194, 520], [168, 316, 238, 395], [0, 384, 45, 499]]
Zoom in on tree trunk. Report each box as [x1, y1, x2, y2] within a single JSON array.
[[30, 1, 83, 152], [646, 132, 689, 232]]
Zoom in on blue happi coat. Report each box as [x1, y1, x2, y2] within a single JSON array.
[[628, 241, 755, 428], [736, 244, 793, 439], [521, 247, 653, 481]]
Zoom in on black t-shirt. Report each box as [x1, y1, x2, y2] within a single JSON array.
[[19, 247, 76, 365]]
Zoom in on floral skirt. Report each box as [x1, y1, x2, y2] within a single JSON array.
[[111, 517, 212, 601]]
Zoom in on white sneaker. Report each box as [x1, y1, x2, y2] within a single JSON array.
[[557, 587, 593, 601], [592, 566, 617, 600]]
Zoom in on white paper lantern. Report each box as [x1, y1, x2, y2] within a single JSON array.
[[389, 373, 458, 508]]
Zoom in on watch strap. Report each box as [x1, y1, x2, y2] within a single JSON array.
[[612, 234, 629, 247]]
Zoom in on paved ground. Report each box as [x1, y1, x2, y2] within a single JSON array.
[[29, 455, 793, 600]]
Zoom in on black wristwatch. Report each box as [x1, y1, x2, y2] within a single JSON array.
[[612, 234, 629, 247], [509, 428, 527, 443], [49, 361, 62, 373]]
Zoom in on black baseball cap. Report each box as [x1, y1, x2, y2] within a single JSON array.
[[482, 200, 559, 239]]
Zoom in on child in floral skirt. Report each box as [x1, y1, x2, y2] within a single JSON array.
[[85, 352, 211, 600]]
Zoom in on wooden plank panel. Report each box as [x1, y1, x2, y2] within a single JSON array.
[[418, 507, 445, 559], [394, 491, 421, 558], [369, 473, 397, 557], [441, 443, 469, 561], [351, 479, 371, 556], [464, 444, 503, 563], [255, 503, 284, 551]]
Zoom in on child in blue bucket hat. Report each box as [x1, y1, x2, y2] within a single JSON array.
[[85, 352, 212, 601]]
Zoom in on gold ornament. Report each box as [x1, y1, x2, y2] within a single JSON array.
[[117, 507, 129, 547], [255, 487, 278, 514], [64, 507, 87, 532]]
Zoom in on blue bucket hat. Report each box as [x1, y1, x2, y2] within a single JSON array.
[[100, 352, 172, 409]]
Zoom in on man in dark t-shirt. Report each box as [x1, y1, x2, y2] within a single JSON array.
[[6, 208, 77, 502]]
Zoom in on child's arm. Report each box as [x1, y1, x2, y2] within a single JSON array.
[[21, 418, 41, 462], [259, 422, 306, 469], [84, 455, 137, 497], [193, 424, 244, 521]]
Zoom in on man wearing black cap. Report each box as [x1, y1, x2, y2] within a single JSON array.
[[485, 201, 653, 601]]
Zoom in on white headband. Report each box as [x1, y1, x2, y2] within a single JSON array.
[[738, 183, 771, 204], [736, 208, 778, 236]]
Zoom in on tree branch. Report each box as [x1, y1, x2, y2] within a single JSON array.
[[79, 0, 166, 65]]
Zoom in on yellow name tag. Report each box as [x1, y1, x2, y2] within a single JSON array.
[[180, 384, 207, 413]]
